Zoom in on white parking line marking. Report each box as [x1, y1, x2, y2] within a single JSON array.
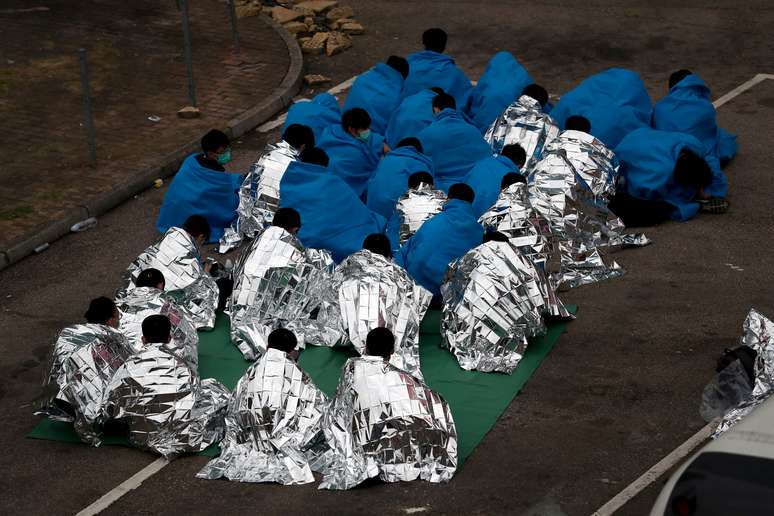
[[713, 73, 774, 109]]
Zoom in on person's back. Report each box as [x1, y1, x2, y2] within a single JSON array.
[[343, 56, 408, 135], [282, 93, 341, 143], [366, 138, 434, 218], [385, 88, 439, 149], [465, 144, 526, 216], [402, 28, 472, 106]]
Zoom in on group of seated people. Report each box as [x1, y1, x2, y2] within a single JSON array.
[[38, 27, 737, 489]]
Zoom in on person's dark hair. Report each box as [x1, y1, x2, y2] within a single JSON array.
[[432, 92, 456, 112], [341, 108, 371, 131], [669, 69, 693, 90], [267, 328, 298, 353], [422, 28, 448, 53], [282, 124, 315, 150], [136, 268, 165, 289], [396, 137, 423, 153], [363, 233, 392, 258], [365, 327, 395, 359], [300, 147, 330, 167], [386, 55, 409, 80], [483, 231, 510, 243], [183, 214, 211, 242], [84, 296, 116, 325], [408, 171, 434, 189], [448, 183, 475, 203], [273, 207, 301, 232], [500, 172, 526, 190], [565, 115, 591, 134], [673, 149, 712, 190], [142, 314, 172, 344], [430, 87, 445, 95], [521, 84, 549, 108], [501, 144, 527, 168], [201, 129, 229, 154]]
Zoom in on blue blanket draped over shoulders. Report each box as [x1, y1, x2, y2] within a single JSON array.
[[403, 50, 472, 107], [416, 109, 492, 192], [279, 161, 386, 262], [156, 154, 243, 242], [464, 51, 534, 133], [366, 146, 434, 218], [615, 128, 727, 221], [551, 68, 652, 149], [385, 89, 437, 149], [343, 63, 404, 135], [464, 155, 518, 216], [317, 124, 385, 198], [652, 74, 737, 165], [282, 93, 341, 143], [398, 199, 483, 296]]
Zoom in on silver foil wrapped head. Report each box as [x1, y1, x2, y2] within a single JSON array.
[[105, 345, 230, 458], [331, 250, 432, 379], [197, 348, 329, 484], [319, 356, 457, 490], [394, 184, 447, 244], [118, 228, 219, 329], [485, 95, 560, 168], [440, 241, 548, 373]]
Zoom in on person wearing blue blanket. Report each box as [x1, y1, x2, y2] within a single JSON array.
[[399, 183, 483, 300], [317, 108, 385, 198], [611, 127, 728, 226], [279, 147, 386, 262], [551, 68, 652, 149], [156, 129, 244, 243], [417, 93, 492, 192], [366, 137, 434, 218], [384, 87, 442, 149], [464, 51, 534, 133], [282, 93, 341, 143], [465, 144, 527, 217], [652, 69, 738, 166], [343, 56, 409, 135], [403, 28, 472, 107]]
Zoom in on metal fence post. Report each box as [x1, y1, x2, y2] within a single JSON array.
[[179, 0, 196, 107], [227, 0, 240, 55], [78, 48, 97, 165]]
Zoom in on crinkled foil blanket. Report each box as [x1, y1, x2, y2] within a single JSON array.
[[394, 184, 447, 244], [485, 95, 560, 168]]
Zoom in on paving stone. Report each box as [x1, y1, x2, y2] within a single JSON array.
[[302, 32, 329, 54], [294, 0, 338, 13], [325, 31, 352, 56], [271, 6, 305, 24], [326, 5, 354, 20]]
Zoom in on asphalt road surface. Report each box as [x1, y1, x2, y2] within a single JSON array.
[[2, 1, 774, 514]]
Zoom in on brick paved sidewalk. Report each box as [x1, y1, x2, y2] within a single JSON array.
[[0, 0, 291, 250]]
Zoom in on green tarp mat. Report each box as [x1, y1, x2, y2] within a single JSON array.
[[29, 306, 576, 463]]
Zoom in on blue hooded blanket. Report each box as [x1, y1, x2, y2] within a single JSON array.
[[398, 199, 483, 297], [652, 74, 737, 165], [317, 124, 385, 198], [343, 63, 404, 135], [551, 68, 653, 149], [384, 89, 437, 149], [403, 50, 472, 107], [416, 109, 492, 192], [365, 146, 434, 218], [282, 93, 341, 143], [464, 155, 519, 216], [464, 51, 534, 133], [156, 154, 243, 242], [279, 161, 386, 262], [615, 128, 727, 221]]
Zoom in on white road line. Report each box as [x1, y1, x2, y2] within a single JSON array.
[[75, 457, 169, 516], [713, 73, 774, 108]]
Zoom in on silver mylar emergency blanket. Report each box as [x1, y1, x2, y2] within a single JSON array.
[[441, 241, 549, 374], [229, 226, 336, 360], [330, 250, 432, 379], [219, 141, 300, 253], [118, 228, 219, 329], [106, 345, 230, 458], [394, 184, 447, 244], [197, 348, 328, 484], [485, 95, 560, 168], [319, 356, 457, 490], [115, 286, 199, 367]]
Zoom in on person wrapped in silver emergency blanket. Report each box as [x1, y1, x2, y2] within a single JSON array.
[[319, 328, 457, 490], [118, 215, 220, 330], [105, 315, 229, 458], [219, 125, 315, 253], [328, 235, 432, 380], [485, 84, 560, 169], [389, 173, 447, 248], [228, 208, 336, 360], [197, 329, 328, 484]]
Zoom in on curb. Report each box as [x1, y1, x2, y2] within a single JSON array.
[[0, 14, 303, 273]]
